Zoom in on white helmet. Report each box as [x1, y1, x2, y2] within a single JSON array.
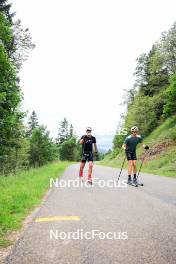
[[86, 127, 92, 132], [131, 126, 139, 132]]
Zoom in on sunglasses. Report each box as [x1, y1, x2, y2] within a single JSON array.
[[86, 130, 92, 132]]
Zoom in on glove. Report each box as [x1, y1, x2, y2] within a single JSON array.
[[83, 135, 88, 141], [94, 151, 99, 157], [144, 145, 149, 150]]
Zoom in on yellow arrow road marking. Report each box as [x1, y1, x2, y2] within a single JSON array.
[[35, 216, 80, 222]]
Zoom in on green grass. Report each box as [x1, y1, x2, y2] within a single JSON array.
[[99, 116, 176, 178], [142, 116, 176, 145], [0, 161, 70, 248]]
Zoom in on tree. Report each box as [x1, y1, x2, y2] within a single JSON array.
[[69, 124, 74, 138], [0, 13, 24, 174], [58, 137, 79, 161], [11, 19, 35, 69], [159, 22, 176, 74], [134, 46, 169, 97], [0, 2, 35, 67], [0, 0, 14, 23], [125, 95, 158, 136], [57, 118, 69, 144], [0, 2, 34, 174], [27, 110, 39, 137], [163, 74, 176, 117], [56, 119, 80, 161], [29, 126, 58, 167], [134, 53, 150, 94], [147, 46, 169, 96]]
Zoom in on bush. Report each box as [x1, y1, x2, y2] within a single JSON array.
[[59, 137, 80, 161]]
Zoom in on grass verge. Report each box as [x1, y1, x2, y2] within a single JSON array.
[[99, 151, 176, 178], [0, 161, 70, 248], [99, 116, 176, 178]]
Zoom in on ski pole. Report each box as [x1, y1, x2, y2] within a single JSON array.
[[117, 156, 126, 184], [136, 149, 150, 181]]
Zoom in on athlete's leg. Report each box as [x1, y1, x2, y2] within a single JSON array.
[[127, 160, 132, 183], [132, 160, 137, 174], [126, 151, 133, 183], [128, 160, 133, 175], [79, 161, 86, 177], [88, 161, 93, 181], [132, 160, 137, 182]]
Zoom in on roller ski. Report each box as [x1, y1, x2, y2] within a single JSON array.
[[137, 181, 144, 186], [127, 176, 138, 187], [127, 176, 144, 187], [86, 177, 93, 186], [79, 176, 84, 183]]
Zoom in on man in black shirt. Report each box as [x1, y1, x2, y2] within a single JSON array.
[[79, 127, 98, 184]]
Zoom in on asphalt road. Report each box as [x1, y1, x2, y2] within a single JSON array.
[[6, 164, 176, 264]]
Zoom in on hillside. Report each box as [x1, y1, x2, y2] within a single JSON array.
[[99, 116, 176, 177]]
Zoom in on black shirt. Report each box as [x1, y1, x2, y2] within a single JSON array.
[[81, 135, 96, 153]]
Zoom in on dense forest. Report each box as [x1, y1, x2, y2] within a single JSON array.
[[0, 1, 83, 175], [112, 22, 176, 156]]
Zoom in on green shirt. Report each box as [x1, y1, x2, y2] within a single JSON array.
[[124, 135, 143, 152]]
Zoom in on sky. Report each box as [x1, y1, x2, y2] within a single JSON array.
[[12, 0, 176, 148]]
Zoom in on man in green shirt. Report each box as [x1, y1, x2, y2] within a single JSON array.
[[122, 126, 149, 184]]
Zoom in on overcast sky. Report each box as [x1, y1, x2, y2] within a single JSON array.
[[12, 0, 176, 139]]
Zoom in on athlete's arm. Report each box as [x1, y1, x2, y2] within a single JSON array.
[[122, 144, 126, 150], [93, 137, 98, 153], [122, 136, 128, 150], [80, 139, 84, 145], [94, 143, 98, 153], [79, 136, 86, 145], [139, 138, 149, 150]]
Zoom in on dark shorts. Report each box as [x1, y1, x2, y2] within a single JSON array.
[[81, 152, 94, 162], [125, 151, 137, 161]]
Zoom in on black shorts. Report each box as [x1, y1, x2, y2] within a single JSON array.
[[125, 151, 137, 161], [81, 152, 94, 162]]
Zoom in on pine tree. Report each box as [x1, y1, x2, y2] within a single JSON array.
[[69, 124, 74, 138], [27, 111, 39, 137], [0, 11, 24, 174], [0, 2, 34, 174], [57, 118, 69, 144]]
